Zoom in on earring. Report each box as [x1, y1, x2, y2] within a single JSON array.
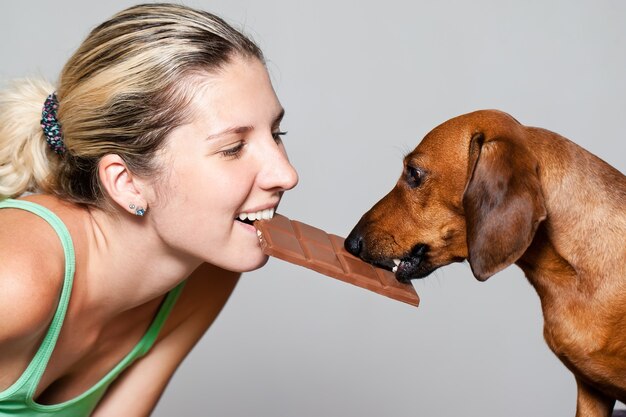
[[129, 203, 146, 216]]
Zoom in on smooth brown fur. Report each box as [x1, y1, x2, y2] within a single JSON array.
[[345, 110, 626, 417]]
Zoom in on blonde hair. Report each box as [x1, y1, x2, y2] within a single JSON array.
[[0, 3, 263, 205]]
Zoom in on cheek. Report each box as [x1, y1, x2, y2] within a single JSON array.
[[426, 213, 468, 261], [154, 154, 264, 249], [171, 159, 253, 206], [149, 164, 242, 234]]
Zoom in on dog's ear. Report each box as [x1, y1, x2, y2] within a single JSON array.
[[462, 133, 547, 281]]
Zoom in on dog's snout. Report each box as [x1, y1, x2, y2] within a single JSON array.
[[345, 227, 365, 258]]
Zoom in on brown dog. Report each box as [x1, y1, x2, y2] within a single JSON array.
[[345, 110, 626, 417]]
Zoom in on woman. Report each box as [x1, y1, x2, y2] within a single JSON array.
[[0, 3, 298, 416]]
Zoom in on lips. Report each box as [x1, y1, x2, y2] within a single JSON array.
[[373, 244, 428, 283], [394, 257, 424, 283]]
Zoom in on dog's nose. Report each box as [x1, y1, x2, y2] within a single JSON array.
[[344, 228, 364, 257]]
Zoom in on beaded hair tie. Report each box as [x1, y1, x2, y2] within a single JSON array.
[[41, 92, 66, 155]]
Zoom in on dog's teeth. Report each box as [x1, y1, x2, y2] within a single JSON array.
[[393, 259, 401, 266], [392, 266, 398, 273]]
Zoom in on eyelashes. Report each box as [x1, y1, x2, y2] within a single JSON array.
[[221, 142, 245, 159], [221, 131, 288, 160], [272, 131, 287, 143]]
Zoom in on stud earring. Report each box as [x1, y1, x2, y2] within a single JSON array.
[[129, 203, 146, 216]]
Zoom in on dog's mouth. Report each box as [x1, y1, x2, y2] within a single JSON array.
[[373, 244, 428, 283]]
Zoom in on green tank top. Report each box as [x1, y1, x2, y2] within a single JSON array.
[[0, 199, 186, 416]]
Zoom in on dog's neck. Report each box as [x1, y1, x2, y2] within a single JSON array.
[[516, 128, 626, 305]]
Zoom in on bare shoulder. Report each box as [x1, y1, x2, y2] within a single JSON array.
[[157, 263, 241, 341], [92, 265, 240, 416], [185, 263, 241, 322], [0, 202, 65, 344]]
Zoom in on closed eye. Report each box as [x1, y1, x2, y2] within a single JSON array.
[[272, 131, 287, 144], [221, 141, 245, 159]]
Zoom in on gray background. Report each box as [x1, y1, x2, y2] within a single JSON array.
[[2, 1, 625, 416]]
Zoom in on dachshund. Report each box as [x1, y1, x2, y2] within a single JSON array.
[[345, 110, 626, 417]]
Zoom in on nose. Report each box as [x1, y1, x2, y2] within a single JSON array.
[[345, 226, 365, 257], [257, 140, 299, 192]]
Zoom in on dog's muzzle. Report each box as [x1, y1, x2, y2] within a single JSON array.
[[345, 226, 428, 283]]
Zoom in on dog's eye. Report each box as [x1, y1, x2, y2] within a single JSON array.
[[406, 165, 423, 188]]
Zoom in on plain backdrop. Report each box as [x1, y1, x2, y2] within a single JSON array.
[[2, 1, 625, 416]]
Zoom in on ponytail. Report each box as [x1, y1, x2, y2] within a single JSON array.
[[0, 78, 57, 198]]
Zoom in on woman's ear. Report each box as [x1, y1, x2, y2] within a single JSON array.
[[98, 154, 147, 215]]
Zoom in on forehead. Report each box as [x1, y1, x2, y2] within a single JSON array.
[[406, 121, 472, 169], [187, 57, 281, 128]]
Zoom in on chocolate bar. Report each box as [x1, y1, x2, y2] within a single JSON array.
[[254, 214, 419, 307]]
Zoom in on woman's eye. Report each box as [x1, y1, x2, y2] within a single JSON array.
[[221, 142, 245, 159], [406, 165, 423, 188], [272, 131, 287, 143]]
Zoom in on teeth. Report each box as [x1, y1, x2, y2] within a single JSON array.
[[391, 258, 401, 274], [237, 208, 276, 222]]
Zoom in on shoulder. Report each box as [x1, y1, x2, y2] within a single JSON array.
[[156, 263, 241, 342], [0, 200, 65, 344], [91, 264, 240, 415]]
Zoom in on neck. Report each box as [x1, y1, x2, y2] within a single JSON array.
[[78, 207, 201, 320], [517, 129, 626, 303]]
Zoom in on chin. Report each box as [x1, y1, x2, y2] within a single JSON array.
[[228, 253, 270, 273]]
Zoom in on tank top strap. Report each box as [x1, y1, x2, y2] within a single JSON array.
[[0, 198, 76, 398], [138, 280, 186, 356], [94, 279, 186, 387]]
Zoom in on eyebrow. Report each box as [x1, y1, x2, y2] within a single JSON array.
[[205, 108, 285, 141]]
